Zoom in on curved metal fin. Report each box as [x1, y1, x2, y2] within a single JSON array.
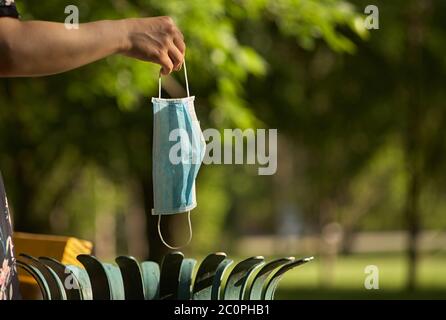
[[262, 256, 314, 300], [159, 251, 184, 300], [39, 257, 82, 300], [115, 256, 145, 300], [66, 265, 93, 300], [77, 254, 111, 300], [178, 258, 197, 300], [19, 254, 66, 300], [247, 257, 294, 300], [140, 261, 160, 300], [192, 252, 227, 300], [211, 259, 233, 300], [16, 259, 51, 300], [102, 263, 125, 300], [223, 256, 264, 300]]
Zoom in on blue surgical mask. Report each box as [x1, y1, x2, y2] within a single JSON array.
[[152, 61, 206, 249]]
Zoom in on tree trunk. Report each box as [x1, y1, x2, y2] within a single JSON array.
[[2, 79, 40, 233], [403, 0, 428, 291], [405, 167, 420, 291], [125, 183, 149, 259]]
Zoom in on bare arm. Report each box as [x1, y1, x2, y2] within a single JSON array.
[[0, 16, 185, 77]]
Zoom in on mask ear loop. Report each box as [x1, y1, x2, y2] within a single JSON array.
[[156, 58, 192, 250], [158, 59, 190, 98], [157, 211, 193, 250]]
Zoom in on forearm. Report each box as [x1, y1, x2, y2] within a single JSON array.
[[0, 18, 127, 77]]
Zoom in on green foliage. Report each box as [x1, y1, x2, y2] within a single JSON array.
[[0, 0, 363, 240], [3, 0, 446, 264]]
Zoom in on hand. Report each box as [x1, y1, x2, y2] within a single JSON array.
[[121, 16, 185, 75]]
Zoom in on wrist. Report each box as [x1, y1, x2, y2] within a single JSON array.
[[116, 19, 132, 54]]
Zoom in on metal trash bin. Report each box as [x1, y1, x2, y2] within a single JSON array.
[[17, 252, 313, 300]]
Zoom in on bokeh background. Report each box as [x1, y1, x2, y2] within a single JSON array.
[[1, 0, 446, 299]]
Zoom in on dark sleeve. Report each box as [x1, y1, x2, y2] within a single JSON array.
[[0, 0, 19, 18]]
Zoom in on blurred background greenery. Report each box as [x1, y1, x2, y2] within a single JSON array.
[[1, 0, 446, 299]]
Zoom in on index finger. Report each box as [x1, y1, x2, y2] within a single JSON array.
[[173, 32, 186, 55]]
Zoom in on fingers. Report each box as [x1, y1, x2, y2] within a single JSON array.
[[173, 33, 186, 70], [168, 43, 184, 72], [173, 31, 186, 55], [158, 17, 185, 74], [160, 37, 185, 74], [155, 38, 184, 75], [123, 16, 186, 74], [158, 53, 174, 76]]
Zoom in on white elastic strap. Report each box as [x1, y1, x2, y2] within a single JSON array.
[[183, 59, 190, 97], [158, 59, 190, 98], [157, 211, 193, 250]]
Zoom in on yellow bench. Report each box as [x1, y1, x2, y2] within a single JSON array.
[[13, 232, 93, 299]]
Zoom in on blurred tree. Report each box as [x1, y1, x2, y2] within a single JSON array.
[[223, 0, 446, 290], [332, 0, 446, 291], [6, 1, 445, 294], [244, 0, 446, 290], [0, 0, 446, 296], [0, 0, 364, 262]]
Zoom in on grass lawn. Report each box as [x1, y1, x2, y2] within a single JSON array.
[[273, 252, 446, 299]]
